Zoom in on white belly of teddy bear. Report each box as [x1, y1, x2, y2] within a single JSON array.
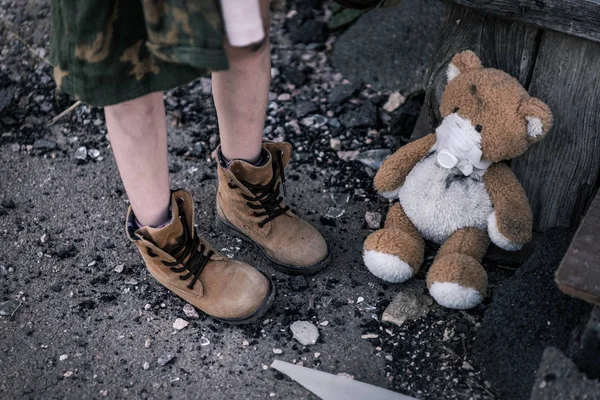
[[398, 153, 492, 244]]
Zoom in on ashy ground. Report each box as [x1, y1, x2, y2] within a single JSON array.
[[1, 0, 514, 399]]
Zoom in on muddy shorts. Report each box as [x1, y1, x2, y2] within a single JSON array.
[[50, 0, 228, 107]]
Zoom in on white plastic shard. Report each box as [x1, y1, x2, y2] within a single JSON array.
[[271, 360, 416, 400]]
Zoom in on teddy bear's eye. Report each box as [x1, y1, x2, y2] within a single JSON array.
[[453, 107, 460, 113], [475, 125, 483, 133]]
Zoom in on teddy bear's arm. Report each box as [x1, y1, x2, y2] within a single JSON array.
[[483, 163, 533, 251], [374, 134, 436, 198]]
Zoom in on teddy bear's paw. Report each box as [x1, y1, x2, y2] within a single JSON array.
[[429, 282, 482, 309], [487, 213, 524, 251], [426, 253, 487, 310], [363, 250, 414, 283]]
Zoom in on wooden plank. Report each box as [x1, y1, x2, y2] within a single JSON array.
[[556, 192, 600, 304], [424, 4, 541, 128], [443, 0, 600, 44], [512, 31, 600, 231]]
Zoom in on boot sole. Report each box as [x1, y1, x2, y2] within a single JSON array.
[[214, 272, 276, 325], [216, 215, 331, 276]]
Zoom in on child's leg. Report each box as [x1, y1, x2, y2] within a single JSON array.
[[104, 92, 171, 228], [211, 0, 270, 163]]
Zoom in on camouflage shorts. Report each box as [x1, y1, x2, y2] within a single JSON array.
[[50, 0, 228, 107]]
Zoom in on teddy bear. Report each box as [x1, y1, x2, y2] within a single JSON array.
[[363, 50, 553, 309]]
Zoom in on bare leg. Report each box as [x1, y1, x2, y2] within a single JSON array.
[[105, 92, 170, 227], [211, 0, 271, 163]]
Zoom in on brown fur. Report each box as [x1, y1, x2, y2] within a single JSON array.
[[374, 134, 436, 194], [365, 203, 425, 273], [427, 253, 488, 295], [435, 227, 490, 262], [483, 163, 533, 245], [364, 229, 424, 274], [442, 51, 553, 162]]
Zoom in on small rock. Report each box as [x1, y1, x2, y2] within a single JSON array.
[[200, 337, 210, 346], [183, 303, 199, 319], [290, 321, 319, 346], [281, 67, 308, 87], [113, 264, 124, 273], [319, 321, 329, 326], [328, 83, 359, 105], [361, 334, 379, 339], [173, 318, 189, 330], [383, 91, 406, 112], [144, 303, 151, 311], [157, 353, 175, 366], [355, 149, 391, 170], [33, 139, 58, 150], [63, 370, 73, 378], [144, 339, 152, 348], [273, 348, 283, 354], [314, 352, 321, 359], [337, 150, 360, 162], [74, 146, 87, 161], [59, 354, 68, 361], [288, 20, 327, 44], [385, 355, 394, 361], [125, 279, 138, 285], [365, 211, 382, 229], [324, 207, 345, 220], [0, 299, 21, 317], [300, 117, 315, 127], [382, 280, 432, 327], [329, 138, 342, 151], [277, 93, 292, 102], [357, 296, 364, 303], [293, 101, 318, 118], [10, 143, 19, 152], [88, 149, 100, 159], [143, 361, 150, 370], [40, 233, 49, 243], [339, 103, 377, 128], [242, 340, 250, 347]]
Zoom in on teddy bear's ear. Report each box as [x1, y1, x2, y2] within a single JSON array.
[[447, 50, 483, 82], [519, 97, 553, 142]]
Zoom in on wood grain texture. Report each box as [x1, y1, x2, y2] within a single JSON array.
[[424, 4, 540, 130], [512, 31, 600, 231], [443, 0, 600, 43], [556, 192, 600, 304]]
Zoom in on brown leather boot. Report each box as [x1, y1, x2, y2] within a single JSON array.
[[216, 142, 330, 275], [126, 189, 274, 324]]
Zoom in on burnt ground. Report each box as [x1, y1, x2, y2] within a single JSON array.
[[0, 1, 520, 399]]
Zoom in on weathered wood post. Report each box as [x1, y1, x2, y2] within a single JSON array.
[[424, 0, 600, 232]]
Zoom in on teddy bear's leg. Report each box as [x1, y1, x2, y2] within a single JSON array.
[[426, 228, 490, 310], [363, 203, 424, 283]]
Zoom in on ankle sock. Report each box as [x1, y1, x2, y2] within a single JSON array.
[[134, 205, 172, 229], [219, 148, 269, 168]]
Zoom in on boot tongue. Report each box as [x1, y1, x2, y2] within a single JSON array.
[[139, 202, 183, 250], [230, 155, 274, 186]]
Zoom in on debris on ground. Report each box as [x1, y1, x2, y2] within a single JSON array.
[[271, 360, 416, 400], [381, 280, 432, 327], [290, 321, 319, 346], [0, 300, 21, 317]]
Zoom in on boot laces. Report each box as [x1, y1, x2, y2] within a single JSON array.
[[146, 197, 214, 289], [228, 150, 290, 228]]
